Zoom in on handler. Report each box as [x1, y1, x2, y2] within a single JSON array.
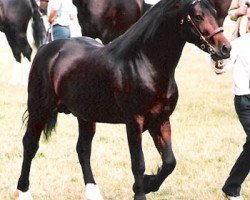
[[221, 3, 250, 196]]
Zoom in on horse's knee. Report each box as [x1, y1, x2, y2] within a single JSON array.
[[162, 156, 176, 175]]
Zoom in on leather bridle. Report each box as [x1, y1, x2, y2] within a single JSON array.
[[180, 0, 224, 55]]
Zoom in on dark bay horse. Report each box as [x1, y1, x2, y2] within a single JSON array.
[[0, 0, 46, 84], [73, 0, 152, 44], [15, 0, 231, 199]]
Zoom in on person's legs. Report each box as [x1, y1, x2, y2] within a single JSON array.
[[222, 95, 250, 197], [52, 24, 70, 40]]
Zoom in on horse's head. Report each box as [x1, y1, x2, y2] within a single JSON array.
[[180, 0, 231, 61]]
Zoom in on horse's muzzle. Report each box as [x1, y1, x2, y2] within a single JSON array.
[[211, 42, 231, 61], [220, 44, 231, 57]]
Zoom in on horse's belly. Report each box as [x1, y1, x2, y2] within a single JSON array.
[[61, 93, 126, 123], [71, 103, 126, 123]]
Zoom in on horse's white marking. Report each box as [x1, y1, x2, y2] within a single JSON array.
[[9, 58, 31, 86], [14, 189, 33, 200], [85, 183, 104, 200], [9, 61, 22, 85], [21, 58, 31, 86]]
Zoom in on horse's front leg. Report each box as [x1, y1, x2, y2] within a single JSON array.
[[144, 119, 176, 194], [126, 120, 146, 200], [76, 118, 103, 200]]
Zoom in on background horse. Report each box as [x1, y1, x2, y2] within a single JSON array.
[[211, 0, 232, 26], [0, 0, 46, 85], [15, 0, 231, 200], [73, 0, 152, 44]]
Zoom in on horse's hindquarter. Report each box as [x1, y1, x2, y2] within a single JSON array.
[[48, 38, 125, 122]]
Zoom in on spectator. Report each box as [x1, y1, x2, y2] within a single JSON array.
[[47, 0, 75, 41], [228, 0, 250, 39]]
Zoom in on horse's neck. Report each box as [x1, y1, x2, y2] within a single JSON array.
[[141, 22, 186, 77], [107, 2, 186, 74]]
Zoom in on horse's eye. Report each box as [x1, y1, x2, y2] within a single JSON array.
[[194, 15, 203, 21]]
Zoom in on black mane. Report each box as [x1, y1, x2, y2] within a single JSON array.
[[107, 0, 216, 58], [107, 0, 184, 56]]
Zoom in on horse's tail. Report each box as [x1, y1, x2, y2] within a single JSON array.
[[22, 99, 58, 141], [30, 0, 46, 48], [22, 48, 59, 140], [43, 107, 58, 140]]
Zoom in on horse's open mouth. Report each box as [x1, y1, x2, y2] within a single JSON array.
[[211, 51, 230, 61], [212, 59, 227, 75]]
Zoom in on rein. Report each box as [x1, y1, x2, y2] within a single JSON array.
[[180, 0, 224, 55]]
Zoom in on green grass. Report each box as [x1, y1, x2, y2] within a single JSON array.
[[0, 41, 249, 199]]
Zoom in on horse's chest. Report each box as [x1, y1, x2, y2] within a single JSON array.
[[116, 88, 176, 117], [114, 71, 178, 117]]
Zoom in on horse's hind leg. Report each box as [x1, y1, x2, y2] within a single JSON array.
[[76, 118, 103, 200], [143, 119, 176, 194], [16, 89, 57, 199], [15, 114, 45, 199], [5, 27, 32, 85]]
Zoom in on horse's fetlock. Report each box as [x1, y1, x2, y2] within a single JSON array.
[[134, 193, 146, 200]]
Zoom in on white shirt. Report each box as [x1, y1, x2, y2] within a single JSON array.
[[230, 33, 250, 95], [47, 0, 75, 26]]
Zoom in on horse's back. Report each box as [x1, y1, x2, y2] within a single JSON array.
[[31, 37, 104, 78], [31, 37, 105, 87]]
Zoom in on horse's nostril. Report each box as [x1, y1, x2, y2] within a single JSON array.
[[221, 44, 230, 56]]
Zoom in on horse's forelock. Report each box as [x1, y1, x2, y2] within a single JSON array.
[[202, 0, 217, 16], [182, 0, 217, 17]]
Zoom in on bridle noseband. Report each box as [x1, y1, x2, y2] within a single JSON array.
[[180, 0, 224, 55]]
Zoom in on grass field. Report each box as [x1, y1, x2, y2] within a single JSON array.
[[0, 25, 249, 199]]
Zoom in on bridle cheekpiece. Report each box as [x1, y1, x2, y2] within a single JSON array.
[[180, 0, 224, 55]]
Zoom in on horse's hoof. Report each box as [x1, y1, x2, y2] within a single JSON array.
[[134, 194, 146, 200], [85, 183, 104, 200], [14, 189, 32, 200]]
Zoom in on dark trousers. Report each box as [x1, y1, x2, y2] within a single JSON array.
[[222, 95, 250, 196]]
